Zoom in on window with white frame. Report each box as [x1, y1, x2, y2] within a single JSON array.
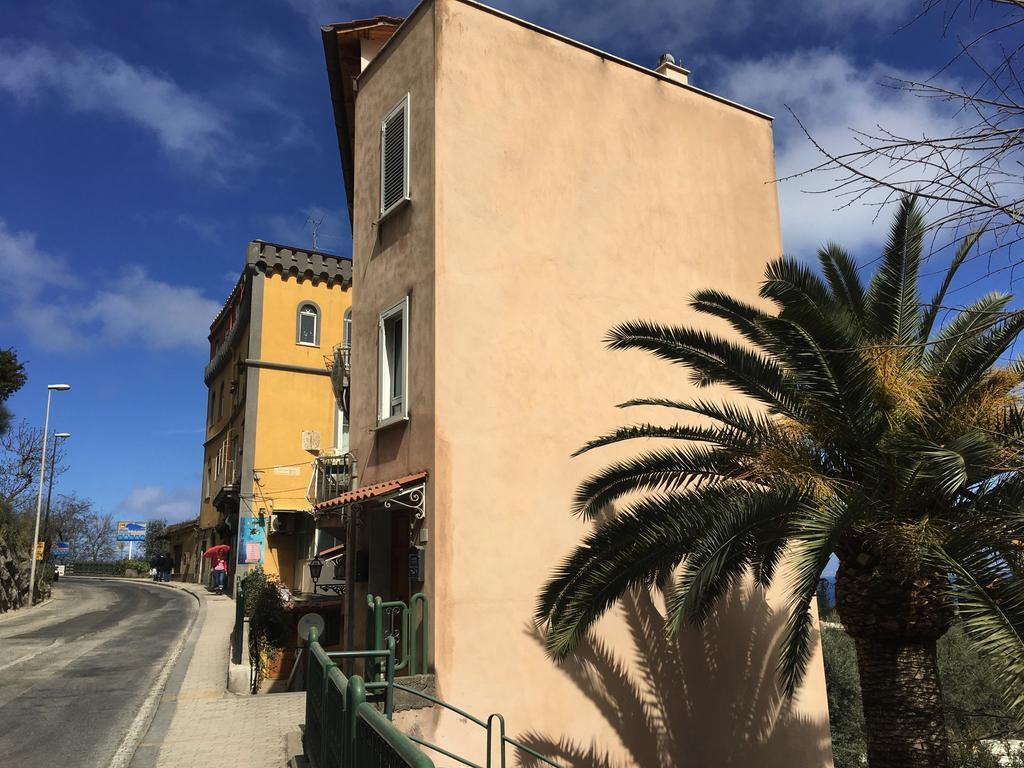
[[297, 303, 320, 346], [343, 307, 352, 348], [380, 94, 410, 219], [378, 297, 409, 424]]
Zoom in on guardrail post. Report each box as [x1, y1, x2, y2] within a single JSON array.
[[231, 577, 245, 665], [410, 593, 429, 675]]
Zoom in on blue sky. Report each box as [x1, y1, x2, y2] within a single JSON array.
[[0, 0, 1011, 525]]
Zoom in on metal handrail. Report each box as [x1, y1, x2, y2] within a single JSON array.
[[305, 627, 433, 768], [367, 592, 430, 675], [389, 681, 564, 768]]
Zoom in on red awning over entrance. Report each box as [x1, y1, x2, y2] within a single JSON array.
[[314, 471, 427, 512]]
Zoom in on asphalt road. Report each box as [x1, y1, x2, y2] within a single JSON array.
[[0, 577, 196, 768]]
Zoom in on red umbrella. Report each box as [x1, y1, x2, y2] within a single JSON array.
[[203, 544, 230, 558]]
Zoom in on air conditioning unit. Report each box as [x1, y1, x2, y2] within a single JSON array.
[[302, 430, 322, 453], [269, 515, 294, 535]]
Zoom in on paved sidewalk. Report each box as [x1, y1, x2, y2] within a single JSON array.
[[130, 583, 305, 768]]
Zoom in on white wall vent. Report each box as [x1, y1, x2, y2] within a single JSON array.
[[380, 94, 410, 218]]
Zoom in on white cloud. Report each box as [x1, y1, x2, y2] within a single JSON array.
[[710, 50, 960, 259], [0, 218, 219, 352], [117, 485, 196, 523], [82, 267, 221, 350], [0, 40, 241, 174]]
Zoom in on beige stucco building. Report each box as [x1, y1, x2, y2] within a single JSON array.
[[318, 2, 833, 765]]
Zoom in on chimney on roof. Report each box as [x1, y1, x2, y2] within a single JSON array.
[[655, 53, 690, 85]]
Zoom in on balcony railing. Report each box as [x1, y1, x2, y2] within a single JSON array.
[[311, 453, 354, 505], [329, 343, 350, 417], [211, 457, 240, 506]]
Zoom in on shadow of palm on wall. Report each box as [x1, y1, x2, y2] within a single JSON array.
[[517, 585, 832, 768]]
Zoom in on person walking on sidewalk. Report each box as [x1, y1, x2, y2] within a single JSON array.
[[212, 551, 228, 593], [158, 552, 173, 582]]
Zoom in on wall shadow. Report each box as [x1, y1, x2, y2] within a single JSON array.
[[517, 585, 832, 768]]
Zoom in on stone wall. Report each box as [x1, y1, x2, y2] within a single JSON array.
[[0, 538, 31, 613]]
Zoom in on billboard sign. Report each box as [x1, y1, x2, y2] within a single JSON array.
[[237, 517, 266, 565], [53, 542, 70, 558], [116, 521, 147, 542]]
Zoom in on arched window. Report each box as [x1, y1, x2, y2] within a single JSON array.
[[297, 303, 320, 346], [343, 307, 352, 348]]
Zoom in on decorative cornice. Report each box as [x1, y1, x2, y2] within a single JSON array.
[[247, 240, 353, 288]]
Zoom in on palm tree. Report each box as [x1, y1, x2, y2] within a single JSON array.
[[537, 196, 1024, 768]]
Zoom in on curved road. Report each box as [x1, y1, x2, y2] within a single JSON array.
[[0, 577, 195, 768]]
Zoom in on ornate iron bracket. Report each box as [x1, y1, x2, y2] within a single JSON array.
[[382, 485, 425, 520]]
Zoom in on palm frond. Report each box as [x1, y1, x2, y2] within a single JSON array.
[[617, 398, 774, 435], [866, 194, 925, 344], [818, 243, 867, 323], [926, 292, 1012, 372], [933, 543, 1024, 727], [777, 497, 855, 696], [572, 423, 748, 457], [572, 446, 743, 518], [605, 321, 798, 414], [760, 257, 835, 325], [666, 486, 801, 628], [936, 312, 1024, 407], [919, 230, 982, 344], [690, 288, 773, 349], [539, 486, 750, 659]]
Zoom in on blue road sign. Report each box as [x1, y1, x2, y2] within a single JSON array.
[[116, 521, 147, 542], [53, 542, 70, 558]]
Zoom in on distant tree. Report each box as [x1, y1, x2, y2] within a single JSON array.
[[47, 494, 95, 560], [144, 519, 169, 557], [0, 348, 26, 437], [79, 512, 116, 562], [0, 421, 67, 514]]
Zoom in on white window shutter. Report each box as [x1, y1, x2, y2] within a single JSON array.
[[380, 94, 410, 217]]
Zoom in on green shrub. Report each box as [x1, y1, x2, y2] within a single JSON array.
[[113, 559, 151, 576], [241, 566, 288, 692]]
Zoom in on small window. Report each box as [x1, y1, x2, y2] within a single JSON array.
[[378, 297, 409, 424], [343, 307, 353, 348], [298, 303, 320, 346], [380, 94, 410, 219]]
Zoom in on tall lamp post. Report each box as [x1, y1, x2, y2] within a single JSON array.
[[41, 432, 71, 552], [28, 384, 71, 604]]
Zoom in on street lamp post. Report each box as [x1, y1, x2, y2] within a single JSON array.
[[41, 432, 71, 555], [28, 384, 70, 605]]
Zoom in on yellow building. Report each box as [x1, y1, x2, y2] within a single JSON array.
[[318, 3, 833, 766], [198, 240, 352, 595]]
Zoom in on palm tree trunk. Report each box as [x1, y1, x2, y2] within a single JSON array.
[[852, 635, 948, 768], [835, 549, 954, 768]]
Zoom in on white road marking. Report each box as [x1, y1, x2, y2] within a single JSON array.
[[0, 638, 62, 672]]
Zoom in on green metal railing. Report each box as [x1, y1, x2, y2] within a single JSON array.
[[306, 597, 561, 768], [231, 576, 247, 665], [387, 681, 563, 768], [366, 593, 429, 676], [305, 627, 434, 768]]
